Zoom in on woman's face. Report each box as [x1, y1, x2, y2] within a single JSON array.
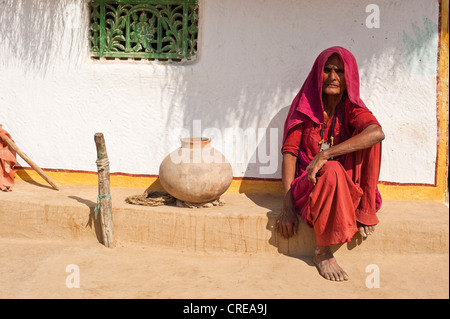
[[322, 54, 346, 96]]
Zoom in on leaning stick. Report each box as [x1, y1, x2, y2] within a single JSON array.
[[94, 132, 114, 248], [0, 132, 59, 191]]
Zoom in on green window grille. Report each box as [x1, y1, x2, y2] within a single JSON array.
[[89, 0, 198, 61]]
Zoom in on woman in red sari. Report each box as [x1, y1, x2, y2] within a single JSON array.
[[276, 47, 385, 281]]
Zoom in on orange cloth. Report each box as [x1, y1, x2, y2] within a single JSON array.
[[0, 125, 17, 191]]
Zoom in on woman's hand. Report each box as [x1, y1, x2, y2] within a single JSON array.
[[306, 151, 328, 185], [306, 124, 385, 185], [276, 189, 299, 239], [278, 153, 299, 238]]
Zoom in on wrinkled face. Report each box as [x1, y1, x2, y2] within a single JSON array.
[[322, 54, 346, 96]]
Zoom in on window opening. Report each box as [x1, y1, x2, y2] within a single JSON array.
[[89, 0, 198, 61]]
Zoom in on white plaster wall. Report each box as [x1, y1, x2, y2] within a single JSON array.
[[0, 0, 440, 184]]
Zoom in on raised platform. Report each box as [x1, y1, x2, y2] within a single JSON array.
[[0, 181, 448, 257]]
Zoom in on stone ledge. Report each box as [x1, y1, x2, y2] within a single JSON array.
[[0, 181, 448, 257]]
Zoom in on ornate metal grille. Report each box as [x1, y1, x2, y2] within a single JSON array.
[[89, 0, 198, 61]]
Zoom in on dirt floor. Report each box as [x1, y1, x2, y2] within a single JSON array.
[[0, 237, 448, 299]]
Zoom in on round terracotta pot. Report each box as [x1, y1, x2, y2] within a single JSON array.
[[159, 137, 233, 203]]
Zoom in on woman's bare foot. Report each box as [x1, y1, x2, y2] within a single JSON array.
[[357, 222, 375, 238], [313, 246, 349, 281]]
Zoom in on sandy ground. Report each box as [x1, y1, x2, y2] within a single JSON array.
[[0, 237, 448, 299]]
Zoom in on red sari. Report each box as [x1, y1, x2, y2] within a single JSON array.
[[282, 47, 382, 247]]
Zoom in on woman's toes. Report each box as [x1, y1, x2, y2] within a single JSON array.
[[358, 227, 367, 237]]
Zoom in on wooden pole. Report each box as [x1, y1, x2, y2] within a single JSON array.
[[0, 132, 59, 191], [94, 133, 114, 248]]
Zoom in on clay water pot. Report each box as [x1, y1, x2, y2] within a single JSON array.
[[159, 137, 233, 203]]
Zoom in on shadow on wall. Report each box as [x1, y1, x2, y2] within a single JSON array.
[[237, 105, 289, 211], [240, 105, 289, 180], [15, 168, 54, 190], [0, 0, 88, 76], [177, 0, 441, 190]]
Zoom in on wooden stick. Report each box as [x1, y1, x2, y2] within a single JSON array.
[[0, 132, 59, 191], [94, 132, 114, 248]]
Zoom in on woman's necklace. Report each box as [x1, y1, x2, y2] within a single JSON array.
[[319, 96, 344, 152]]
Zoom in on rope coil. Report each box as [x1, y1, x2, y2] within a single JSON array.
[[96, 158, 110, 171], [125, 191, 225, 208]]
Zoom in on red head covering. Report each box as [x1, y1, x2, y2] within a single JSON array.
[[283, 46, 368, 144]]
